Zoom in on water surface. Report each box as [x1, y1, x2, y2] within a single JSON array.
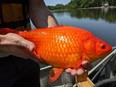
[[52, 8, 116, 47]]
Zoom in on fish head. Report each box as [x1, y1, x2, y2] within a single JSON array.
[[83, 37, 112, 62]]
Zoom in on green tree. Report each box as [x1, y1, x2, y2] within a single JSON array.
[[54, 4, 65, 9], [47, 0, 116, 10]]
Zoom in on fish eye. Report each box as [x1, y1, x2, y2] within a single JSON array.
[[100, 44, 106, 49]]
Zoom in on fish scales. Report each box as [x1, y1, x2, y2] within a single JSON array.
[[20, 27, 87, 68], [18, 26, 111, 68]]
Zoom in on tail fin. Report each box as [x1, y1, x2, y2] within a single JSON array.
[[0, 28, 18, 34]]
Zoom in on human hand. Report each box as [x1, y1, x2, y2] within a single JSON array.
[[0, 33, 39, 60], [65, 61, 92, 76]]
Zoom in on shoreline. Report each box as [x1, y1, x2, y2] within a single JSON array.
[[50, 6, 116, 11], [81, 6, 116, 9]]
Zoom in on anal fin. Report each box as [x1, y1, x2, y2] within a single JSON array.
[[0, 28, 18, 34]]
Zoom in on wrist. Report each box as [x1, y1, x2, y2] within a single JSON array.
[[0, 35, 10, 57], [0, 35, 5, 46], [0, 34, 4, 40], [0, 34, 7, 51]]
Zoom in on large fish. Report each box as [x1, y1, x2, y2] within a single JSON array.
[[0, 25, 112, 82]]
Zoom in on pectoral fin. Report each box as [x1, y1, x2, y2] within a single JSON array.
[[49, 68, 63, 82], [73, 56, 85, 69]]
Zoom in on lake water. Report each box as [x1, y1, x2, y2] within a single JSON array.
[[52, 8, 116, 47]]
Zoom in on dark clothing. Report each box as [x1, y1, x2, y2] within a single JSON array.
[[0, 0, 40, 87], [0, 56, 40, 87]]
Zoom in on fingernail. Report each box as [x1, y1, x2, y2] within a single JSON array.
[[29, 44, 35, 51]]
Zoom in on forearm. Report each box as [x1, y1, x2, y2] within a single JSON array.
[[29, 0, 58, 28]]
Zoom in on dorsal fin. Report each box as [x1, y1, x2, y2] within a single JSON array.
[[0, 28, 18, 34]]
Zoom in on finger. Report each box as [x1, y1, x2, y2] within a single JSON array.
[[31, 51, 45, 64], [18, 40, 35, 51], [76, 67, 85, 75], [71, 69, 77, 76], [25, 41, 35, 51], [12, 47, 31, 59], [65, 68, 72, 74], [82, 60, 92, 70]]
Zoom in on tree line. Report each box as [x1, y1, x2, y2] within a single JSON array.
[[47, 0, 116, 10]]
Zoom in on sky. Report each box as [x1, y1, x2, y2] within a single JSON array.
[[44, 0, 70, 6]]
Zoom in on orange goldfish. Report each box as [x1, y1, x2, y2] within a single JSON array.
[[0, 25, 112, 82]]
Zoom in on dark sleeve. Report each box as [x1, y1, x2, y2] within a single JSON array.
[[28, 0, 58, 28]]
